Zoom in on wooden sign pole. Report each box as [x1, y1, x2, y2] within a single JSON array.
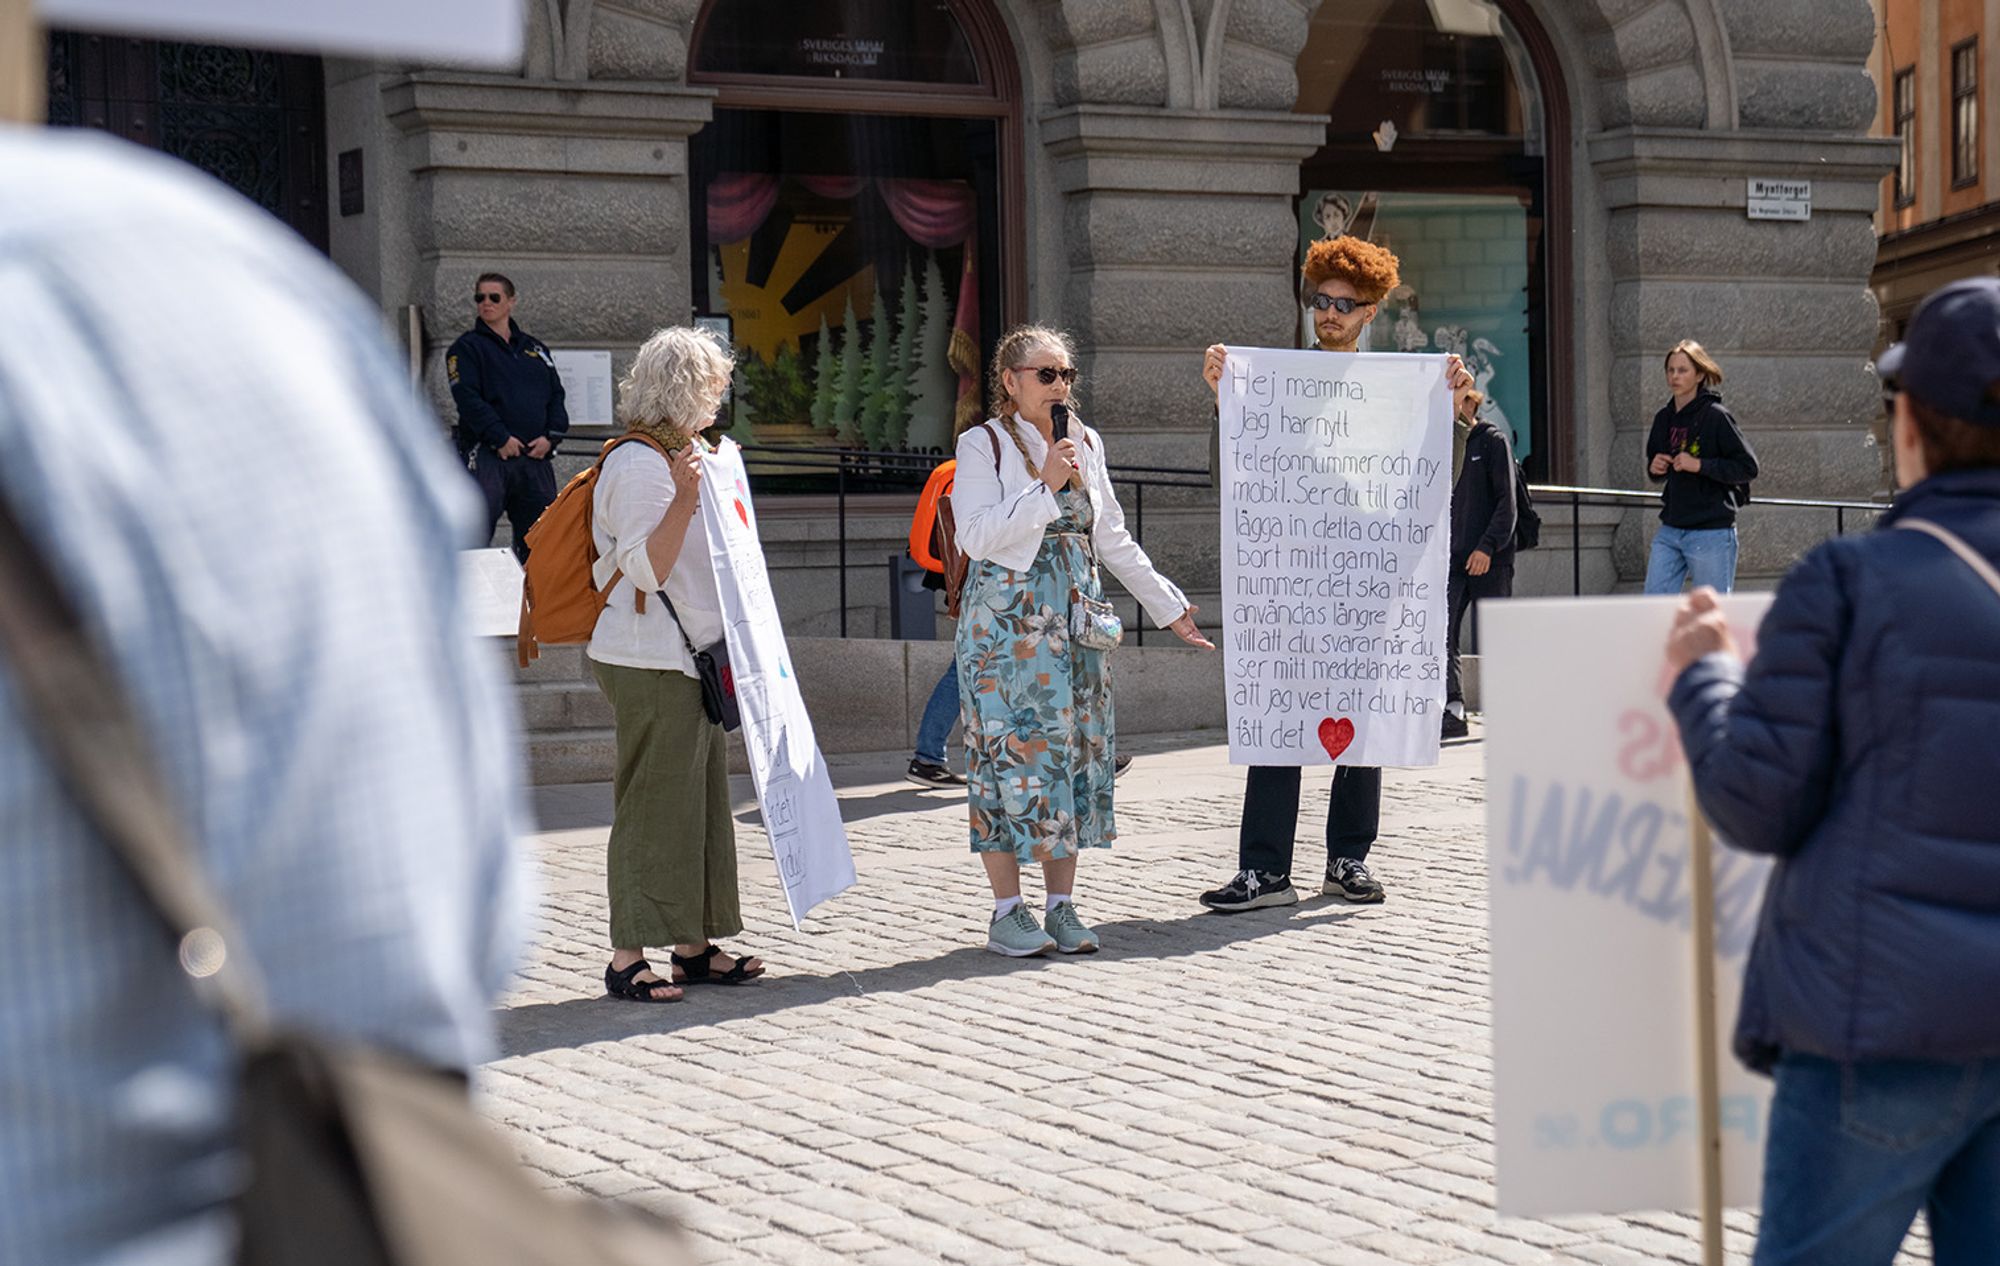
[[1, 0, 45, 125], [1687, 786, 1726, 1266]]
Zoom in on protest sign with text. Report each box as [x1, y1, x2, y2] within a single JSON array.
[[37, 0, 523, 62], [1484, 595, 1775, 1218], [1217, 347, 1451, 767], [699, 439, 856, 926]]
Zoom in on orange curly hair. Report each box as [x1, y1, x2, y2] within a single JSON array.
[[1300, 236, 1400, 305]]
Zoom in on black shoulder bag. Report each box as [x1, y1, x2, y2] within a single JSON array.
[[0, 498, 692, 1266]]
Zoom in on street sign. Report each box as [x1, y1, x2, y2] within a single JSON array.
[[1746, 178, 1811, 222], [36, 0, 522, 63]]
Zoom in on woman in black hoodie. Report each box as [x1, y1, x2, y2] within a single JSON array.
[[1643, 340, 1759, 593]]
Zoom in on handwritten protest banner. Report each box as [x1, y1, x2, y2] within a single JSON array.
[[1483, 595, 1775, 1217], [1216, 347, 1452, 767], [699, 439, 856, 925]]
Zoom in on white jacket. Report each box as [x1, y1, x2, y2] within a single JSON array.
[[950, 413, 1190, 629]]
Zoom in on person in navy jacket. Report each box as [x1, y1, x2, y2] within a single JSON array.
[[447, 272, 568, 561], [1664, 278, 2000, 1266]]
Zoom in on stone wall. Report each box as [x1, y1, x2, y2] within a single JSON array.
[[327, 0, 1896, 614]]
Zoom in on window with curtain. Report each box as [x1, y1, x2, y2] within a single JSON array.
[[1895, 68, 1916, 207], [1953, 40, 1978, 189], [691, 110, 1000, 463]]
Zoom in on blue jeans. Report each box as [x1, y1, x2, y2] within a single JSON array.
[[913, 660, 959, 765], [1644, 524, 1738, 594], [1755, 1055, 2000, 1265]]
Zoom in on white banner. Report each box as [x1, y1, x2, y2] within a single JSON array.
[[37, 0, 523, 63], [698, 439, 855, 926], [1484, 595, 1775, 1217], [1217, 347, 1451, 767]]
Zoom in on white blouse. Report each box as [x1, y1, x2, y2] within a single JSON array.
[[949, 413, 1190, 629], [586, 440, 725, 676]]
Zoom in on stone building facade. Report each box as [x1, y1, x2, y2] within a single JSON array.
[[49, 1, 1897, 632]]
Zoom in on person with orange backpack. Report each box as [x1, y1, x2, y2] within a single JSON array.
[[905, 458, 971, 788], [531, 326, 767, 1003]]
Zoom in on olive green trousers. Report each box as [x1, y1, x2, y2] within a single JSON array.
[[591, 660, 740, 948]]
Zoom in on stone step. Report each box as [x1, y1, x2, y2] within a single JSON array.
[[525, 728, 617, 787]]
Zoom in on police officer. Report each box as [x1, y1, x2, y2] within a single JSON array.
[[448, 272, 568, 561]]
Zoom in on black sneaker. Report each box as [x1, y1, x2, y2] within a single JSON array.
[[1323, 858, 1385, 903], [1113, 753, 1134, 778], [1198, 869, 1299, 913], [906, 759, 967, 789], [1441, 711, 1469, 740]]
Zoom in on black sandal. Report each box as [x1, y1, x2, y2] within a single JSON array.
[[669, 945, 765, 986], [604, 958, 683, 1003]]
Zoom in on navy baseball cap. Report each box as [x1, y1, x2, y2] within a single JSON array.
[[1877, 277, 2000, 427]]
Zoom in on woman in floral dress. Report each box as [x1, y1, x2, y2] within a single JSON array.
[[949, 326, 1215, 956]]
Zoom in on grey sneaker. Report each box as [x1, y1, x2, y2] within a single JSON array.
[[1043, 901, 1100, 954], [986, 904, 1057, 957], [1323, 858, 1385, 903]]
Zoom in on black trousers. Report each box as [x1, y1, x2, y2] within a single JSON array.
[[472, 450, 559, 563], [1238, 764, 1381, 878], [1445, 562, 1514, 705]]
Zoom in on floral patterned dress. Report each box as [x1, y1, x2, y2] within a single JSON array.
[[956, 486, 1116, 862]]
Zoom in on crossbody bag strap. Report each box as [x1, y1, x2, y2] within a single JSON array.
[[1896, 518, 2000, 601], [654, 589, 703, 659], [0, 497, 272, 1046]]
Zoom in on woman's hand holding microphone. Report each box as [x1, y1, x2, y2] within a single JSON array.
[[1039, 438, 1082, 491]]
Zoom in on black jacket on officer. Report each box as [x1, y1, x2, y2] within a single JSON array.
[[446, 321, 568, 454]]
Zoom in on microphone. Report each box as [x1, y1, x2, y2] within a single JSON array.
[[1050, 402, 1070, 443]]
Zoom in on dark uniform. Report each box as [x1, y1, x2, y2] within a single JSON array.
[[447, 320, 568, 561]]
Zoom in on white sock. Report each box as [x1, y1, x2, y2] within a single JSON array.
[[993, 896, 1023, 919], [1046, 893, 1073, 912], [1446, 700, 1466, 719]]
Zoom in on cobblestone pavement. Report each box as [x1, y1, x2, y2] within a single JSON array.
[[494, 729, 1925, 1266]]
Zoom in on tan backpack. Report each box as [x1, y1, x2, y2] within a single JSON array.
[[515, 433, 668, 667]]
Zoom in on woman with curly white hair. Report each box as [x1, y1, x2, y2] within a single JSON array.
[[951, 324, 1214, 957], [590, 325, 764, 1002]]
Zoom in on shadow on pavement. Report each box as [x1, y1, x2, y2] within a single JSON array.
[[493, 899, 1367, 1060]]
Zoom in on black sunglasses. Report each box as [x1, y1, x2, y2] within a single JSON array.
[[1307, 294, 1371, 315], [1016, 365, 1078, 385], [475, 292, 506, 303]]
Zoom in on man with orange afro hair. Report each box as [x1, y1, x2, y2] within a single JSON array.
[[1195, 233, 1473, 913]]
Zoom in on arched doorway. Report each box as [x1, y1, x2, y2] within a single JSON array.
[[1293, 0, 1571, 480], [687, 1, 1022, 458]]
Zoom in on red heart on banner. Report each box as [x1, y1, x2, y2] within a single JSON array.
[[1317, 716, 1355, 760], [733, 499, 749, 529]]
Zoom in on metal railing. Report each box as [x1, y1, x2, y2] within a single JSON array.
[[737, 444, 1893, 637], [738, 443, 1209, 642], [1530, 484, 1889, 596]]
